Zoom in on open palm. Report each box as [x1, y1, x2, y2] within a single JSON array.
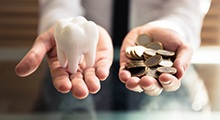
[[15, 26, 113, 99], [119, 24, 193, 96]]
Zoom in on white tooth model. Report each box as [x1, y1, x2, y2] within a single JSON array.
[[54, 16, 99, 73]]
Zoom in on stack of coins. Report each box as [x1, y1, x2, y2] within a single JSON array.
[[125, 34, 177, 79]]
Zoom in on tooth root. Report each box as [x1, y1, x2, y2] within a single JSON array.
[[82, 21, 98, 68], [84, 51, 95, 68], [57, 47, 67, 68], [66, 50, 81, 74], [79, 55, 84, 65]]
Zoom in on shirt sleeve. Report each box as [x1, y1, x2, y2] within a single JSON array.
[[148, 0, 211, 50], [38, 0, 84, 34]]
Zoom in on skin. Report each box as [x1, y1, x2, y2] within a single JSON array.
[[15, 24, 193, 99], [15, 26, 113, 99], [119, 24, 193, 96]]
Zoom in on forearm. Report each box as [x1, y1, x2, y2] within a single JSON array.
[[38, 0, 84, 34]]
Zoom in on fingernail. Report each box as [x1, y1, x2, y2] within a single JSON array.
[[144, 87, 163, 96], [143, 84, 157, 91], [133, 86, 144, 93], [160, 80, 171, 85]]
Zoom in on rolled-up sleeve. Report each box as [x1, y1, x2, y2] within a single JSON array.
[[38, 0, 84, 34]]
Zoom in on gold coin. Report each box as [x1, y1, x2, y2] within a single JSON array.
[[129, 66, 148, 78], [126, 64, 144, 69], [131, 49, 141, 59], [133, 46, 147, 58], [159, 59, 173, 67], [145, 41, 163, 50], [156, 67, 177, 74], [133, 62, 146, 67], [146, 68, 158, 78], [126, 63, 138, 69], [126, 46, 143, 59], [130, 60, 145, 64], [156, 49, 175, 57], [143, 48, 157, 58], [136, 34, 152, 46], [125, 46, 133, 59], [126, 60, 145, 69], [125, 38, 177, 79], [145, 55, 162, 67]]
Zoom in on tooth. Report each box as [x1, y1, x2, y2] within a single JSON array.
[[54, 16, 99, 73]]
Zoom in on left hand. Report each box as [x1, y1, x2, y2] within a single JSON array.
[[118, 24, 193, 96], [15, 26, 113, 99]]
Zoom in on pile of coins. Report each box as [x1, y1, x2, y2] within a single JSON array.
[[125, 34, 177, 79]]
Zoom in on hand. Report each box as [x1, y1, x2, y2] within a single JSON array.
[[15, 26, 113, 99], [119, 24, 193, 96]]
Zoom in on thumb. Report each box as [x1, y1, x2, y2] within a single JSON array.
[[15, 28, 55, 77], [15, 50, 44, 77]]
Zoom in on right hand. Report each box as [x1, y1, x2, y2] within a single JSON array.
[[119, 24, 193, 96]]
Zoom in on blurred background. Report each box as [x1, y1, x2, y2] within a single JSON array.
[[0, 0, 219, 113]]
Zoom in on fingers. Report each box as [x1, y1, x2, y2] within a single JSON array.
[[125, 77, 143, 93], [15, 28, 56, 77], [139, 76, 163, 96], [174, 45, 193, 79], [119, 66, 131, 83], [125, 75, 163, 96], [50, 66, 90, 100], [15, 50, 45, 77], [70, 72, 89, 99], [84, 68, 101, 93], [69, 68, 101, 99], [125, 74, 181, 96], [159, 73, 181, 92], [95, 26, 113, 80], [95, 58, 112, 81], [48, 57, 72, 93], [50, 60, 102, 99], [120, 66, 163, 96], [15, 40, 48, 77]]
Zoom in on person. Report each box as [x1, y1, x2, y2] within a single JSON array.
[[15, 0, 211, 112]]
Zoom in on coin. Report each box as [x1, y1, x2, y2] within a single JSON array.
[[133, 46, 146, 58], [146, 68, 159, 78], [129, 66, 148, 77], [159, 59, 173, 67], [124, 34, 177, 81], [145, 41, 163, 50], [125, 46, 134, 59], [131, 49, 141, 59], [143, 48, 157, 58], [156, 67, 177, 74], [130, 60, 145, 64], [145, 55, 162, 67], [125, 60, 145, 69], [156, 49, 175, 57], [136, 34, 152, 46]]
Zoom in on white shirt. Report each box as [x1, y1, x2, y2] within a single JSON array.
[[38, 0, 211, 49]]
